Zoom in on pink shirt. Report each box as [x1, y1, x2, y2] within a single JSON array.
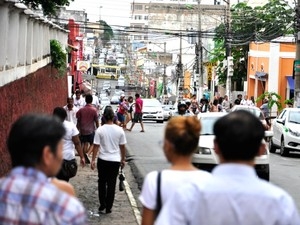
[[135, 97, 143, 113], [76, 104, 98, 135]]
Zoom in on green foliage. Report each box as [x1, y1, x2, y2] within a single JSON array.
[[21, 0, 73, 16], [211, 0, 294, 89], [284, 98, 294, 106], [50, 40, 67, 77], [99, 20, 114, 46], [256, 91, 282, 113]]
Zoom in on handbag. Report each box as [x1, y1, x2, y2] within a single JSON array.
[[61, 159, 78, 179], [156, 171, 162, 217], [119, 169, 125, 191]]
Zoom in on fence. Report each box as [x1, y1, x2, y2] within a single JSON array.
[[0, 0, 68, 88]]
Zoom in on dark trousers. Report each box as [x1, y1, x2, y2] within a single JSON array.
[[97, 158, 120, 211]]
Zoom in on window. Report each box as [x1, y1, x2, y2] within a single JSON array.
[[134, 4, 143, 10], [144, 15, 148, 20], [134, 15, 142, 20]]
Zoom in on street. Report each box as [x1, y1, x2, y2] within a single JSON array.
[[124, 121, 300, 212], [95, 78, 300, 211]]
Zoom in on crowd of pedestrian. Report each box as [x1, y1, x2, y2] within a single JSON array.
[[1, 89, 300, 225]]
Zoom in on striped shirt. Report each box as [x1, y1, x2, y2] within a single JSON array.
[[0, 167, 87, 225]]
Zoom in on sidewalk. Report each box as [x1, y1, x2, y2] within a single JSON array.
[[70, 158, 141, 225]]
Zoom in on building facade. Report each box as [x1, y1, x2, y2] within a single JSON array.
[[247, 37, 295, 110]]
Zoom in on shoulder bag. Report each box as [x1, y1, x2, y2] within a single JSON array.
[[61, 159, 78, 179], [156, 171, 162, 217]]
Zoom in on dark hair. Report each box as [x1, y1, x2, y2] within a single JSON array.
[[165, 116, 201, 156], [213, 110, 264, 161], [218, 97, 223, 104], [103, 106, 115, 121], [128, 96, 133, 102], [7, 113, 65, 168], [135, 93, 140, 98], [85, 94, 93, 104], [213, 99, 219, 106], [53, 107, 67, 122]]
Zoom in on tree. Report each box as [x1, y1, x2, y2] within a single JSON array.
[[256, 91, 282, 115], [21, 0, 73, 16], [99, 20, 114, 47], [211, 0, 294, 90]]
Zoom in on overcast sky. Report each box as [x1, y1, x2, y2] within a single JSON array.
[[67, 0, 132, 28]]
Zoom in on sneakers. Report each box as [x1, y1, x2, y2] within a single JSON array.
[[98, 205, 106, 212]]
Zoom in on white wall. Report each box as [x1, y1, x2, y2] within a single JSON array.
[[0, 1, 68, 87]]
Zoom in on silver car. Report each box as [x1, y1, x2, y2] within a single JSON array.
[[192, 112, 271, 181]]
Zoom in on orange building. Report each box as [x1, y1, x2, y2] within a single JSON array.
[[247, 37, 295, 108]]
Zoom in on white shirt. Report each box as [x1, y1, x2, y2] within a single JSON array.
[[240, 99, 254, 106], [73, 96, 85, 109], [63, 105, 79, 125], [93, 124, 127, 162], [222, 99, 230, 112], [62, 120, 79, 160], [139, 170, 212, 211], [92, 94, 100, 110], [156, 164, 300, 225]]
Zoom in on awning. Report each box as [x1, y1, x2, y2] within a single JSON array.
[[255, 71, 268, 78], [286, 76, 294, 90]]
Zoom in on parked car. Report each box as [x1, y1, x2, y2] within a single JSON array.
[[162, 104, 175, 120], [270, 108, 300, 156], [110, 95, 120, 104], [100, 96, 110, 106], [192, 112, 271, 181], [142, 99, 164, 123], [230, 105, 269, 130], [99, 93, 107, 99]]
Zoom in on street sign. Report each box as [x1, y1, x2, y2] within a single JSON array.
[[77, 61, 90, 72], [294, 60, 300, 72], [203, 62, 217, 67], [207, 66, 212, 81]]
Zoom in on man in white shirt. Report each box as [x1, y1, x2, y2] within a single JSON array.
[[73, 89, 85, 109], [221, 95, 230, 112], [240, 95, 254, 106], [63, 97, 78, 125], [156, 110, 300, 225]]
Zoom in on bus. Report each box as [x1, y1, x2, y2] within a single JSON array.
[[91, 64, 126, 80]]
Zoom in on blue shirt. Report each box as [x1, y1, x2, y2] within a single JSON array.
[[0, 167, 87, 225]]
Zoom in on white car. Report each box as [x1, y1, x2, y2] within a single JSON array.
[[100, 96, 110, 106], [270, 108, 300, 156], [192, 112, 271, 181], [231, 105, 269, 130], [142, 99, 164, 123], [162, 104, 175, 120]]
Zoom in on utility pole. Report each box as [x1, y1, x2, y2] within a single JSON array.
[[198, 0, 204, 100], [163, 42, 167, 95], [225, 0, 233, 102], [295, 0, 300, 108], [177, 33, 184, 101]]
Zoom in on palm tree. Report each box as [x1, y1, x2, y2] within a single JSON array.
[[256, 92, 282, 116]]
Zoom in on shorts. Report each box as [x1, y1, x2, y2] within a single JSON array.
[[117, 112, 125, 122], [80, 133, 94, 144], [133, 112, 143, 123]]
